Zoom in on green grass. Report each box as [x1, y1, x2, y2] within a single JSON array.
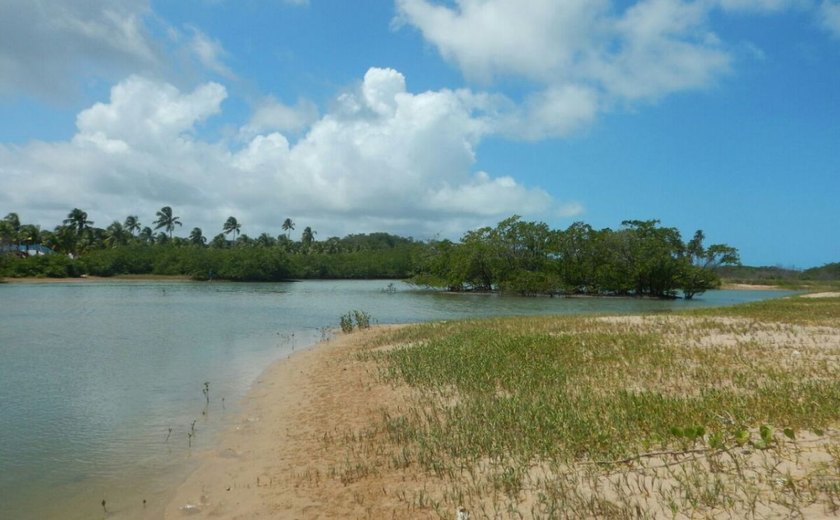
[[349, 295, 840, 517]]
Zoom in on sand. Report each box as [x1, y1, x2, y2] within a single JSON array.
[[164, 310, 840, 519], [163, 325, 437, 519]]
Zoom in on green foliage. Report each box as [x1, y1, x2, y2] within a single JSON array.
[[339, 313, 354, 333], [369, 296, 840, 468], [412, 216, 739, 298], [340, 310, 373, 333], [0, 253, 79, 278], [3, 210, 749, 291]]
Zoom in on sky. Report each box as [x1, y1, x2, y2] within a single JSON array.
[[0, 0, 838, 268]]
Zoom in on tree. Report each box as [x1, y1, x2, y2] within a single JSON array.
[[680, 230, 740, 299], [223, 216, 241, 241], [103, 221, 129, 248], [0, 213, 19, 246], [301, 226, 316, 248], [138, 226, 155, 245], [256, 232, 276, 247], [124, 215, 141, 236], [209, 233, 227, 248], [282, 218, 295, 239], [153, 206, 181, 239], [63, 208, 93, 236], [189, 227, 206, 246]]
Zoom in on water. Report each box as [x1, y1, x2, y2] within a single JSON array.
[[0, 280, 794, 519]]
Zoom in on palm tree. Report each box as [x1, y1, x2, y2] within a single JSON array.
[[301, 226, 316, 248], [63, 208, 93, 236], [138, 226, 155, 245], [104, 221, 128, 248], [256, 232, 275, 247], [124, 215, 141, 236], [282, 218, 295, 239], [189, 227, 206, 246], [223, 216, 241, 241], [153, 206, 181, 239]]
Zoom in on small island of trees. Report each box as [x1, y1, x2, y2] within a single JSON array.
[[0, 208, 753, 299]]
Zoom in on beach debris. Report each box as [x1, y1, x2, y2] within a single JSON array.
[[179, 503, 201, 514], [456, 506, 470, 520]]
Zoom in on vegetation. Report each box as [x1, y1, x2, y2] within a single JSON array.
[[4, 209, 836, 293], [411, 216, 739, 298], [0, 209, 423, 281], [341, 295, 840, 517]]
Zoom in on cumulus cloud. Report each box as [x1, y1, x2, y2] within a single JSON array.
[[396, 0, 731, 103], [238, 97, 320, 139], [1, 69, 564, 239]]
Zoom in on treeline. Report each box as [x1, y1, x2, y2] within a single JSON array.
[[0, 209, 421, 281], [718, 263, 840, 285], [1, 210, 743, 296], [411, 216, 740, 299]]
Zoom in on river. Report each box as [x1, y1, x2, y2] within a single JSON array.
[[0, 279, 794, 519]]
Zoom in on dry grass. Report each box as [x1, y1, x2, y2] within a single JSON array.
[[327, 294, 840, 518]]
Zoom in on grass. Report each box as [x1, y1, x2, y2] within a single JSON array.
[[343, 294, 840, 517]]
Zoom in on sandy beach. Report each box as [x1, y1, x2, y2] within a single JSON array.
[[164, 325, 434, 519], [162, 297, 840, 519]]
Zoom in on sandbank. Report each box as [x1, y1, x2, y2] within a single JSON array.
[[163, 324, 430, 519], [164, 310, 840, 520]]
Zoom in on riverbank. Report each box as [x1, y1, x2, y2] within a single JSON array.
[[164, 325, 414, 518], [1, 274, 194, 284], [166, 294, 840, 518]]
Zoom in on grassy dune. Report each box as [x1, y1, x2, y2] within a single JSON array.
[[344, 295, 840, 518]]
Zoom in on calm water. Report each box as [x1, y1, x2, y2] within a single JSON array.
[[0, 280, 794, 519]]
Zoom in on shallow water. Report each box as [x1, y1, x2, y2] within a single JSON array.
[[0, 280, 794, 519]]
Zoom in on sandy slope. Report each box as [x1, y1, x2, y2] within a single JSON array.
[[164, 325, 439, 519]]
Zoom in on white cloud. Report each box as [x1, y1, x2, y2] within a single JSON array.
[[821, 1, 840, 37], [396, 0, 731, 103], [716, 0, 802, 12], [74, 76, 227, 149], [1, 70, 564, 239], [0, 0, 161, 100], [186, 26, 236, 79], [238, 97, 320, 139]]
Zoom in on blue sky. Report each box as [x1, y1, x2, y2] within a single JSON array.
[[0, 0, 838, 268]]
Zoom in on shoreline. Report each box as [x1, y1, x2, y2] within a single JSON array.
[[163, 325, 411, 518], [1, 274, 195, 284]]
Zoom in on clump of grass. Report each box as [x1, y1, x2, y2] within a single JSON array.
[[344, 296, 840, 517]]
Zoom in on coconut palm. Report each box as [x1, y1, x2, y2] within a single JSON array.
[[301, 226, 316, 248], [124, 215, 141, 236], [63, 208, 93, 236], [104, 221, 128, 248], [223, 216, 241, 241], [153, 206, 181, 239], [138, 226, 155, 245], [282, 218, 295, 239], [189, 227, 206, 246]]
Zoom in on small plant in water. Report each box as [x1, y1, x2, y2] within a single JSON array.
[[340, 312, 355, 333], [353, 310, 372, 329], [340, 310, 373, 332]]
